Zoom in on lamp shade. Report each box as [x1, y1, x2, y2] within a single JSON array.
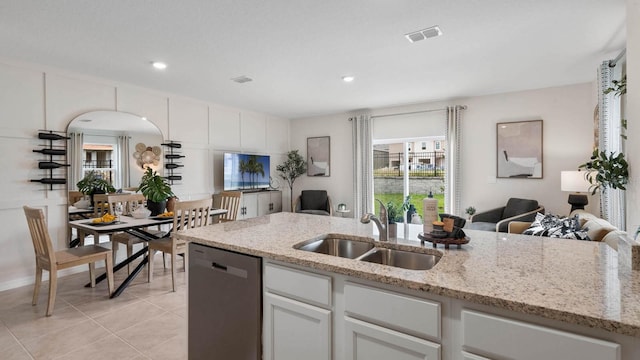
[[561, 171, 591, 192]]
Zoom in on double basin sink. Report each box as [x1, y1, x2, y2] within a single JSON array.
[[294, 235, 441, 271]]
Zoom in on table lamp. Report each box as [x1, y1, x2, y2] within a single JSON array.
[[560, 171, 591, 212]]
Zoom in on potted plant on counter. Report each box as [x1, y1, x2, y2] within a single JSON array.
[[385, 196, 411, 237], [76, 170, 116, 206], [138, 167, 175, 215]]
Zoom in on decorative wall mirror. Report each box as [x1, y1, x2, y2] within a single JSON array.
[[66, 111, 164, 193]]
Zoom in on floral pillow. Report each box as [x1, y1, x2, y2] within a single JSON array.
[[523, 213, 590, 240]]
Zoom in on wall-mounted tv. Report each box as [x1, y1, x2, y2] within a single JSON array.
[[223, 153, 271, 191]]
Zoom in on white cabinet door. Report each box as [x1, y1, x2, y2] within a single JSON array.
[[263, 292, 331, 360], [270, 191, 282, 213], [345, 317, 440, 360], [257, 191, 282, 216], [240, 192, 258, 219], [461, 351, 491, 360]]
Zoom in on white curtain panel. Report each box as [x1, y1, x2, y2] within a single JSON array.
[[352, 114, 373, 216], [118, 135, 131, 189], [69, 132, 83, 190], [598, 61, 625, 229], [445, 106, 464, 215]]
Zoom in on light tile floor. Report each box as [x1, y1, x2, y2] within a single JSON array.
[[0, 255, 188, 360]]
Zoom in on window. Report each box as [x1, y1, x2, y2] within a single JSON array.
[[435, 141, 441, 150], [421, 142, 427, 150]]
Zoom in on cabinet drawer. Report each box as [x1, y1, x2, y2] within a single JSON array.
[[344, 282, 440, 340], [264, 263, 332, 307], [462, 310, 620, 360]]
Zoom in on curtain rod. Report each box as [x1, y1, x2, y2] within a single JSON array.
[[370, 105, 467, 120], [609, 48, 626, 67]]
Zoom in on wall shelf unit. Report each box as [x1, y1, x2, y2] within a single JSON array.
[[31, 130, 70, 189], [162, 141, 184, 185]]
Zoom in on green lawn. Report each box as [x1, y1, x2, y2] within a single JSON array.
[[374, 193, 445, 220]]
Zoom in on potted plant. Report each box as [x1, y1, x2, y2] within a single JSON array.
[[578, 149, 629, 195], [385, 196, 411, 237], [138, 167, 175, 215], [465, 206, 476, 219], [76, 170, 115, 206], [276, 150, 307, 211]]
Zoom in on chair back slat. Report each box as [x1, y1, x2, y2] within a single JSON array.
[[217, 191, 242, 222], [68, 191, 84, 205], [92, 194, 110, 217], [23, 206, 56, 266], [106, 193, 146, 215], [173, 198, 213, 233]]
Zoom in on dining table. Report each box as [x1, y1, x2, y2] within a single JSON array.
[[68, 208, 228, 297]]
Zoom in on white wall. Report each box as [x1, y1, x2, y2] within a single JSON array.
[[0, 59, 289, 291], [291, 83, 596, 218]]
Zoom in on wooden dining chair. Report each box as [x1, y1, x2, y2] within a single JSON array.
[[216, 191, 242, 222], [147, 198, 212, 291], [107, 193, 157, 273], [23, 206, 114, 316]]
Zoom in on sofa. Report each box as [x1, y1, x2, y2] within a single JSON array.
[[508, 210, 625, 250]]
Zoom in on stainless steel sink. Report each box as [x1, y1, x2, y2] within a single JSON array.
[[357, 248, 441, 270], [295, 236, 375, 259]]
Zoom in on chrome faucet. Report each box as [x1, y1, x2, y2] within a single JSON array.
[[360, 199, 389, 241]]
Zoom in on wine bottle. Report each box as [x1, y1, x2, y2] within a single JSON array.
[[30, 178, 67, 184], [165, 163, 184, 169], [164, 175, 182, 181], [33, 149, 66, 155], [38, 132, 70, 140], [38, 161, 71, 169], [165, 154, 185, 159], [161, 142, 182, 148]]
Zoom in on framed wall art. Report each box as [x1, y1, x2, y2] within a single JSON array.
[[307, 136, 330, 176], [496, 120, 543, 179]]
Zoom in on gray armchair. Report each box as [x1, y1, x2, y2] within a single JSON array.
[[294, 190, 333, 216], [468, 198, 544, 232]]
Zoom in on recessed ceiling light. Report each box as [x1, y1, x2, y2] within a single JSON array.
[[405, 25, 442, 43], [151, 61, 167, 70], [79, 119, 91, 122], [342, 75, 355, 83]]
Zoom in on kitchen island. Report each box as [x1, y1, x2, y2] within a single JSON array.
[[177, 212, 640, 360]]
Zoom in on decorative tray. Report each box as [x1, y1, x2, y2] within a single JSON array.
[[418, 232, 470, 249]]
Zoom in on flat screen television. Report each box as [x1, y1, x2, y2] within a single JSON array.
[[223, 153, 271, 191]]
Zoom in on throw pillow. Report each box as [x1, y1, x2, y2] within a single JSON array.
[[523, 213, 590, 240]]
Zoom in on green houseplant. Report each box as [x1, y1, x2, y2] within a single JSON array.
[[578, 149, 629, 195], [138, 167, 175, 215], [276, 150, 307, 211], [76, 170, 115, 206]]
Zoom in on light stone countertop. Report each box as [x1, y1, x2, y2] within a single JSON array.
[[175, 212, 640, 338]]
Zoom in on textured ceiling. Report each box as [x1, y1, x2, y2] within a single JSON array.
[[0, 0, 626, 119]]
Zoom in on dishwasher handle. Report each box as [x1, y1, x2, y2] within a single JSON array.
[[193, 257, 248, 279]]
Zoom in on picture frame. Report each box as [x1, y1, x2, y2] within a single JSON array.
[[496, 120, 543, 179], [307, 136, 330, 176]]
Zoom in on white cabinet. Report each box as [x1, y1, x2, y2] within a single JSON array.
[[239, 190, 281, 219], [263, 263, 332, 360], [461, 310, 620, 360], [344, 282, 441, 360], [345, 317, 441, 360], [263, 293, 332, 360]]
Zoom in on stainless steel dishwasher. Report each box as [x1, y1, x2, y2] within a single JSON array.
[[188, 243, 262, 360]]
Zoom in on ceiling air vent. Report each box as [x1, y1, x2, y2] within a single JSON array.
[[405, 25, 442, 43], [231, 76, 253, 83]]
